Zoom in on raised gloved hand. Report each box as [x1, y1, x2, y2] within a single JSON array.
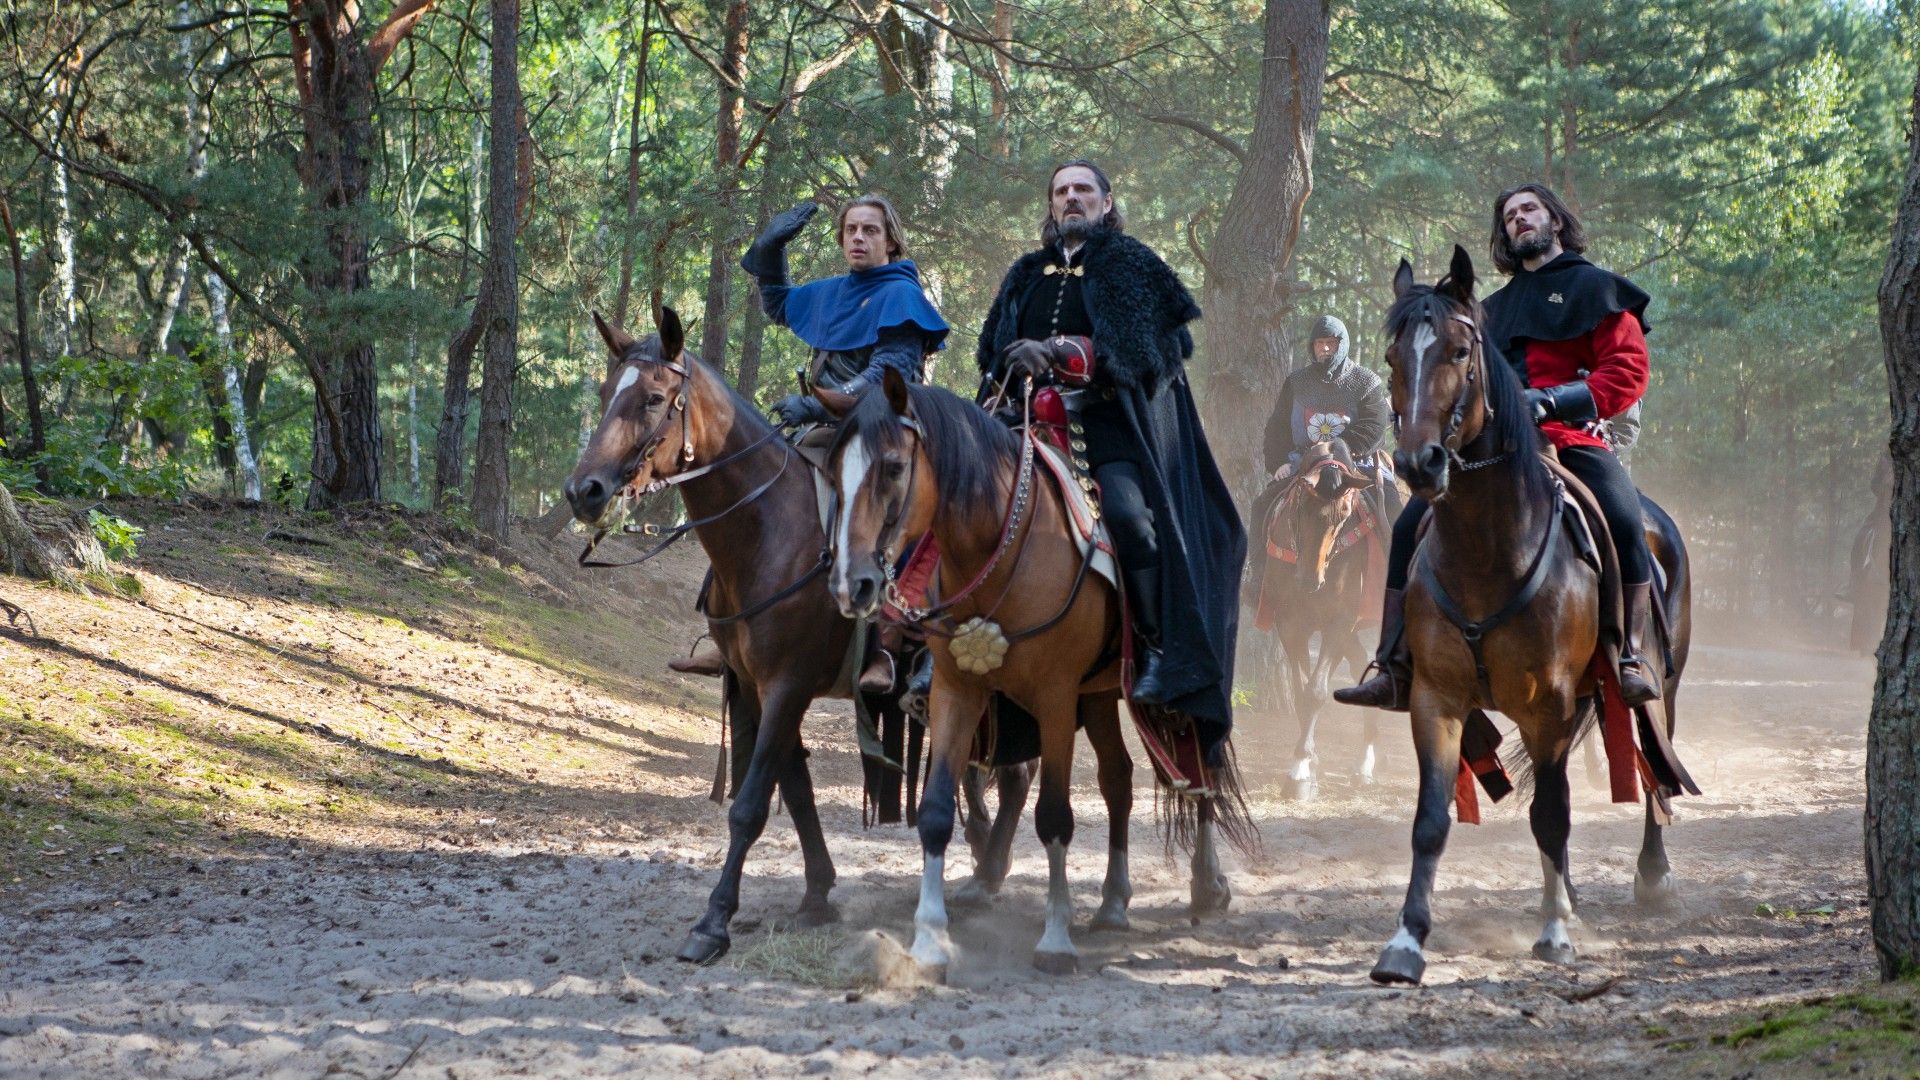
[[771, 392, 832, 428], [998, 339, 1054, 386], [740, 201, 819, 282]]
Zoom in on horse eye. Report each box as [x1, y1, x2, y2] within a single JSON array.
[[1452, 347, 1470, 362], [883, 460, 907, 480], [646, 392, 666, 407]]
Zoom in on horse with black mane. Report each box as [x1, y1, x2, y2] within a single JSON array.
[[1368, 249, 1696, 985], [822, 368, 1248, 979], [563, 308, 1022, 965]]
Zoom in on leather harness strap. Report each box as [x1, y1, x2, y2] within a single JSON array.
[[1415, 484, 1565, 704]]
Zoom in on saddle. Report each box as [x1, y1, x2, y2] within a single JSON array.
[[1417, 451, 1696, 824]]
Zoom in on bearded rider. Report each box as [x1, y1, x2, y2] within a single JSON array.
[[1338, 182, 1663, 711], [672, 194, 949, 691], [975, 158, 1246, 759]]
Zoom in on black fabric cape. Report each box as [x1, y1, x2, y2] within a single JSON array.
[[1484, 251, 1651, 380], [977, 229, 1247, 757]]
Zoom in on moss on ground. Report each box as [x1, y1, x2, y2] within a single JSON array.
[[1674, 981, 1920, 1078]]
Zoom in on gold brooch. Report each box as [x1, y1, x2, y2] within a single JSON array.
[[1043, 264, 1084, 277]]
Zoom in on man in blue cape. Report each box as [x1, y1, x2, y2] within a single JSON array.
[[671, 195, 949, 690], [740, 195, 949, 426]]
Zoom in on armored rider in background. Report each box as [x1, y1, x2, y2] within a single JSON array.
[[1249, 314, 1397, 538], [975, 158, 1246, 761], [671, 194, 949, 689]]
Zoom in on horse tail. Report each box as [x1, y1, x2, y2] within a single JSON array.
[[1499, 697, 1603, 801], [1157, 741, 1262, 861]]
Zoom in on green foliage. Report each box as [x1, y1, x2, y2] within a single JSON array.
[[0, 0, 1902, 617], [86, 510, 143, 562]]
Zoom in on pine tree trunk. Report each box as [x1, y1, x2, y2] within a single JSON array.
[[1867, 56, 1920, 981], [470, 0, 523, 541], [0, 195, 46, 475], [697, 0, 748, 371], [435, 96, 488, 509], [614, 1, 653, 329], [1200, 0, 1330, 493]]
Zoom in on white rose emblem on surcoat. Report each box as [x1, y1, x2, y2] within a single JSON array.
[[1306, 411, 1349, 441]]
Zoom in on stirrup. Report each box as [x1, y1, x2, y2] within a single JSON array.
[[1617, 656, 1661, 706], [858, 651, 897, 694]]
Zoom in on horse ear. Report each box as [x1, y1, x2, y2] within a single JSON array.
[[592, 310, 637, 359], [814, 384, 859, 418], [659, 306, 685, 360], [1443, 245, 1476, 303], [882, 366, 911, 415], [1342, 470, 1373, 492], [1392, 259, 1415, 299]]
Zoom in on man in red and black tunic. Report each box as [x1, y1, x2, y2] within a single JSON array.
[[1338, 183, 1662, 710]]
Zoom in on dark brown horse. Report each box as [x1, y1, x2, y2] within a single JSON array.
[[563, 309, 1021, 964], [1369, 249, 1693, 985], [822, 370, 1239, 979], [1255, 440, 1385, 798]]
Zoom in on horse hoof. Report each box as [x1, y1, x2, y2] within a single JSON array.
[[792, 899, 841, 929], [1032, 949, 1079, 976], [1370, 946, 1425, 986], [1190, 876, 1232, 920], [1088, 906, 1130, 933], [1287, 778, 1318, 802], [1634, 872, 1678, 909], [915, 961, 950, 985], [951, 877, 998, 909], [676, 929, 730, 965], [1531, 941, 1577, 965]]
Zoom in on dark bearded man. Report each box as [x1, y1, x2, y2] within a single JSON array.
[[1339, 182, 1663, 711], [975, 159, 1246, 760]]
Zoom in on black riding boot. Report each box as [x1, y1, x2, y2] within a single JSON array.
[[1618, 580, 1662, 706], [669, 643, 726, 678], [1334, 587, 1410, 712], [1126, 565, 1171, 705]]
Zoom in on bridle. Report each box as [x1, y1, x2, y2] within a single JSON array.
[[578, 344, 793, 571], [1405, 307, 1507, 481]]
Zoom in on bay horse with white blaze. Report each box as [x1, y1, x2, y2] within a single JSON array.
[[1370, 249, 1694, 985], [563, 309, 1019, 965], [822, 370, 1244, 979]]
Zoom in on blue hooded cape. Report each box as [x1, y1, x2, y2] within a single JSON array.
[[780, 260, 949, 353]]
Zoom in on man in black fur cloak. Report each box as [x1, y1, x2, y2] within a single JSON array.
[[975, 159, 1246, 761]]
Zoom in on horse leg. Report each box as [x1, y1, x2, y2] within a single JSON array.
[[911, 679, 989, 981], [1342, 632, 1379, 784], [1083, 694, 1134, 932], [1528, 754, 1578, 964], [677, 683, 808, 965], [1371, 701, 1464, 985], [1635, 687, 1679, 907], [1582, 722, 1608, 792], [1030, 687, 1082, 974], [1281, 624, 1318, 800], [1189, 796, 1233, 918], [778, 749, 839, 929]]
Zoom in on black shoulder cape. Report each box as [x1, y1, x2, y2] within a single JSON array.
[[976, 230, 1245, 760], [1483, 251, 1651, 370]]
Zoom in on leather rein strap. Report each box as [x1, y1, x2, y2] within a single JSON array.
[[1416, 480, 1565, 703]]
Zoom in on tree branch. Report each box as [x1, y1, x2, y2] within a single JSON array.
[[1142, 113, 1246, 164]]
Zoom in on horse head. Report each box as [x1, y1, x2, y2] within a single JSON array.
[[1383, 245, 1491, 501], [823, 367, 936, 619], [565, 307, 726, 527], [1282, 441, 1372, 591]]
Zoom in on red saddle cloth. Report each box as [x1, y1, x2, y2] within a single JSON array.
[[1252, 482, 1386, 633]]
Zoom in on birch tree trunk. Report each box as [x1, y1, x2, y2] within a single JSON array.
[[205, 271, 261, 500], [434, 87, 489, 509]]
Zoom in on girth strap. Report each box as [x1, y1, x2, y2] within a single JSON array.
[[1415, 484, 1565, 703]]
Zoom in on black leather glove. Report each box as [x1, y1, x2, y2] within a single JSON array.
[[1523, 381, 1598, 425], [739, 201, 819, 282], [998, 339, 1054, 385], [771, 393, 831, 428]]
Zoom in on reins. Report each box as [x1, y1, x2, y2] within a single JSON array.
[[577, 347, 822, 624], [877, 384, 1100, 646]]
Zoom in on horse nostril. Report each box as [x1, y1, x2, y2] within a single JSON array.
[[851, 577, 877, 612]]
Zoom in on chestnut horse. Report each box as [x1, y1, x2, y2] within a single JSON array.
[[1258, 440, 1385, 798], [1370, 249, 1693, 985], [563, 309, 1022, 964], [822, 370, 1241, 979]]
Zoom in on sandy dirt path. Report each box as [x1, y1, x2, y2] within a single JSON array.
[[0, 634, 1874, 1079]]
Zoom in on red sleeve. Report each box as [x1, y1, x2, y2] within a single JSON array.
[[1584, 310, 1649, 421]]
